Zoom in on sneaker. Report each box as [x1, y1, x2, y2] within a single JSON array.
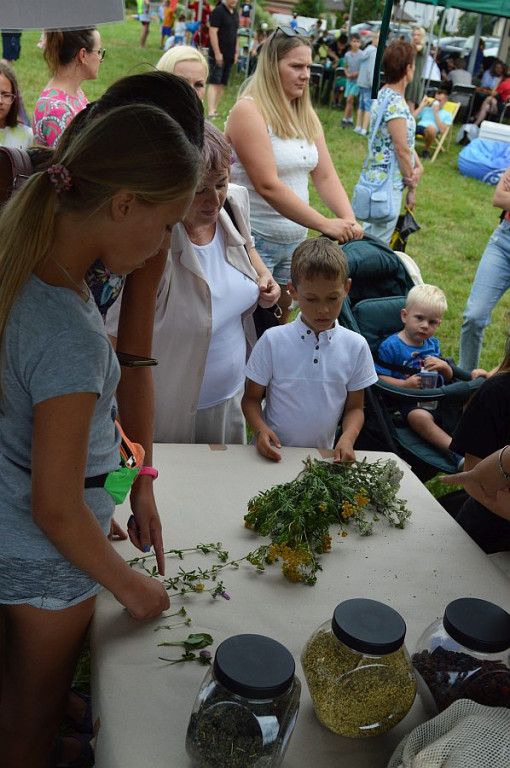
[[347, 118, 354, 125], [422, 150, 430, 160], [354, 125, 362, 134], [341, 118, 349, 127], [360, 129, 367, 135]]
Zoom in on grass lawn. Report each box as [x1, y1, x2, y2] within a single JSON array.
[[15, 21, 510, 500], [16, 21, 510, 374]]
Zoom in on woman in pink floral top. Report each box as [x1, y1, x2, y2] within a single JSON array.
[[32, 29, 104, 148]]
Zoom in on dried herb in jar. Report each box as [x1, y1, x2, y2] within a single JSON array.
[[302, 630, 416, 737], [302, 599, 416, 738], [412, 647, 510, 711]]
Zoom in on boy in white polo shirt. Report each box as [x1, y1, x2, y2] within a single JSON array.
[[242, 237, 378, 461]]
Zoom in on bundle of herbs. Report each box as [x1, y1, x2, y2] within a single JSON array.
[[245, 457, 411, 585]]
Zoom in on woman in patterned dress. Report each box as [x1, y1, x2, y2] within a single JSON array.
[[360, 40, 424, 245], [32, 29, 104, 148]]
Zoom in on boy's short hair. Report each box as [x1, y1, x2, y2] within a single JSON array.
[[405, 284, 448, 315], [291, 237, 349, 286], [349, 33, 361, 41]]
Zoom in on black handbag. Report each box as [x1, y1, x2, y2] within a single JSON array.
[[223, 198, 281, 338]]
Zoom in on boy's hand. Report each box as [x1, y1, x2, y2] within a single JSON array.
[[256, 428, 282, 462], [423, 356, 453, 381], [333, 436, 355, 463], [402, 374, 422, 389]]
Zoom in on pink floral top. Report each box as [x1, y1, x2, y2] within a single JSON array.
[[32, 87, 88, 148]]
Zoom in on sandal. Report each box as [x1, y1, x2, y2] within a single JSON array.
[[207, 112, 219, 119], [65, 687, 92, 734], [50, 732, 94, 768]]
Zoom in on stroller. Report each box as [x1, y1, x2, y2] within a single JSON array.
[[339, 236, 483, 482]]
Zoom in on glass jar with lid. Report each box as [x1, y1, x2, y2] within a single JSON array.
[[185, 633, 301, 767], [412, 597, 510, 712], [301, 598, 417, 738]]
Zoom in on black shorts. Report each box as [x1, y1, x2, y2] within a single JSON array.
[[2, 32, 21, 61], [415, 124, 437, 136], [208, 55, 234, 86]]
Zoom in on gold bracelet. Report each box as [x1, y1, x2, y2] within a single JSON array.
[[498, 445, 510, 481]]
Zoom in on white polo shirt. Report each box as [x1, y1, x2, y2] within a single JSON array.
[[245, 314, 378, 449]]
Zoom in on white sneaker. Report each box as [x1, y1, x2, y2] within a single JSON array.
[[360, 129, 367, 135], [354, 126, 362, 133]]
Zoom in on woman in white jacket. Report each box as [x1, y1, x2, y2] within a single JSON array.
[[109, 122, 280, 443]]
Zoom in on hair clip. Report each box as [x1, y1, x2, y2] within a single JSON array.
[[47, 163, 72, 193]]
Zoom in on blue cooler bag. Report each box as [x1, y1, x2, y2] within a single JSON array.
[[458, 138, 510, 186]]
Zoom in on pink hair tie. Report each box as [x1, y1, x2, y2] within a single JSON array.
[[47, 163, 72, 193]]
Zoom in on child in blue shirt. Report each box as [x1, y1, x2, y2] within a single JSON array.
[[342, 34, 362, 127], [375, 284, 458, 458]]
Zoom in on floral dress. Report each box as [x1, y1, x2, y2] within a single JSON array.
[[364, 88, 415, 190], [32, 87, 88, 148]]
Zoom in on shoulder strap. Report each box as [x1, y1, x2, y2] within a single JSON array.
[[361, 89, 394, 172], [223, 197, 252, 262]]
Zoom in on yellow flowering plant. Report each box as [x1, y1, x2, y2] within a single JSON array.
[[244, 457, 411, 585]]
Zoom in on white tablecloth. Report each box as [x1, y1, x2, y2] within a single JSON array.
[[91, 445, 510, 768]]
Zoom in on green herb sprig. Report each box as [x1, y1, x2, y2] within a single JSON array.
[[244, 457, 411, 585], [158, 633, 214, 665], [128, 542, 267, 598]]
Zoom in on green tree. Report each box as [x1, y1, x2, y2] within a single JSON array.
[[293, 0, 325, 18], [344, 0, 381, 26], [458, 12, 497, 37]]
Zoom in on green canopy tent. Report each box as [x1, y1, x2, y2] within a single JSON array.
[[371, 0, 510, 95], [411, 0, 510, 15]]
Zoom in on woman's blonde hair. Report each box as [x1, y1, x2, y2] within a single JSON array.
[[239, 31, 321, 142], [412, 26, 426, 46], [0, 103, 202, 347], [157, 45, 209, 79]]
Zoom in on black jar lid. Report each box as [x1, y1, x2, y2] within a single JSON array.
[[443, 598, 510, 653], [331, 598, 406, 655], [213, 634, 295, 699]]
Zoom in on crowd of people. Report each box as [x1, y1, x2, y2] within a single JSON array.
[[0, 16, 509, 768]]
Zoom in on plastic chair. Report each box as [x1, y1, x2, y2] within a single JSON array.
[[338, 238, 483, 481], [449, 84, 476, 121], [414, 98, 460, 163], [329, 66, 345, 108]]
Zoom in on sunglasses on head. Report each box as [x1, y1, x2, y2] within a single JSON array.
[[273, 25, 309, 38]]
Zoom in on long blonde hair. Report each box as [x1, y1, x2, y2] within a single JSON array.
[[239, 31, 321, 142], [0, 103, 202, 347]]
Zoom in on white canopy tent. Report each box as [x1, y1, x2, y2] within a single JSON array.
[[1, 0, 125, 31]]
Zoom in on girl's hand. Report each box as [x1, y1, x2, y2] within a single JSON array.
[[128, 481, 166, 576], [108, 518, 128, 541], [116, 569, 170, 620], [256, 428, 282, 462]]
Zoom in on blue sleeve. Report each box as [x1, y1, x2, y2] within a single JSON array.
[[374, 335, 402, 377]]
